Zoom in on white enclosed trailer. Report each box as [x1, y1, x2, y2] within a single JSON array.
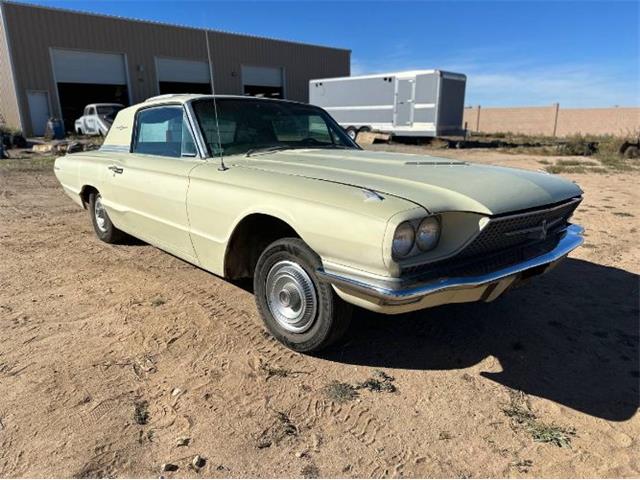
[[309, 70, 466, 138]]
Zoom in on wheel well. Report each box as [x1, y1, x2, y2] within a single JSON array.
[[79, 185, 98, 209], [224, 214, 299, 280]]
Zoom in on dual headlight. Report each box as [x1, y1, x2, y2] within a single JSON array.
[[392, 216, 441, 259]]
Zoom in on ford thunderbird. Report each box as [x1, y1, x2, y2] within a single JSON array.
[[54, 94, 584, 352]]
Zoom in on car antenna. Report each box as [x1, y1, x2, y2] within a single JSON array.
[[206, 30, 227, 171]]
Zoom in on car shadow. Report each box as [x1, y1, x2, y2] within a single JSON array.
[[321, 258, 639, 422]]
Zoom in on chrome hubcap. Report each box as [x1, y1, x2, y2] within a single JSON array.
[[266, 260, 317, 333], [94, 195, 107, 232]]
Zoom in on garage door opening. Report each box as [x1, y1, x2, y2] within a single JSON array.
[[156, 58, 211, 95], [57, 83, 128, 133], [243, 84, 283, 98], [159, 81, 211, 95], [51, 49, 130, 132], [242, 65, 284, 99]]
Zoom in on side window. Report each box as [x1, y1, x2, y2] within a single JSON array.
[[89, 107, 96, 116], [308, 115, 331, 142], [133, 106, 197, 158]]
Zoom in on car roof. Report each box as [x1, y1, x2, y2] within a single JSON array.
[[142, 94, 309, 107], [103, 94, 318, 149]]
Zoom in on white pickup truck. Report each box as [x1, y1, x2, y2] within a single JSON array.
[[74, 103, 124, 136]]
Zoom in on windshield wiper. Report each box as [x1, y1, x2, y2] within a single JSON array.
[[245, 143, 354, 157], [245, 145, 293, 157], [309, 144, 353, 149]]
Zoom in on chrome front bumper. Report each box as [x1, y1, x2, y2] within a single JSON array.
[[317, 224, 584, 307]]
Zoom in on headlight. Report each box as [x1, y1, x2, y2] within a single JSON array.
[[392, 221, 415, 258], [416, 216, 440, 251]]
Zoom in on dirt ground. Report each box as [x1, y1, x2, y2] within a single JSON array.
[[0, 147, 638, 478]]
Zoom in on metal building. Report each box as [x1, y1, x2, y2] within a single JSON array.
[[0, 1, 350, 135]]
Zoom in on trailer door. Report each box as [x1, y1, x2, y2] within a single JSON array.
[[394, 78, 414, 127]]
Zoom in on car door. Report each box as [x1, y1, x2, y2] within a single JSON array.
[[85, 106, 97, 133], [103, 105, 202, 263]]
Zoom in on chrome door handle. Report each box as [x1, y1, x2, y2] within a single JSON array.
[[108, 165, 123, 174]]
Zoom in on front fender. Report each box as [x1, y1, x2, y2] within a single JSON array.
[[186, 163, 420, 278]]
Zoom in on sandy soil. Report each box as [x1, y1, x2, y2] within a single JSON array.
[[0, 148, 638, 478]]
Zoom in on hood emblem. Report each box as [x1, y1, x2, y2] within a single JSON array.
[[539, 220, 548, 240]]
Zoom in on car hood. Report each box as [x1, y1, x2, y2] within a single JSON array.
[[236, 149, 582, 215]]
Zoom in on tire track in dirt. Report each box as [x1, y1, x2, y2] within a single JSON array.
[[188, 285, 415, 477]]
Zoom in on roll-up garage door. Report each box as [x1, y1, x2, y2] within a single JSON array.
[[155, 58, 212, 95], [51, 49, 129, 132], [241, 65, 284, 98]]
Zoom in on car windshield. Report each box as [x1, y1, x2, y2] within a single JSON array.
[[192, 98, 358, 156], [97, 105, 123, 120]]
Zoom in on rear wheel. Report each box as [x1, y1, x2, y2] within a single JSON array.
[[345, 126, 358, 141], [623, 145, 639, 159], [89, 192, 125, 243], [254, 238, 352, 352]]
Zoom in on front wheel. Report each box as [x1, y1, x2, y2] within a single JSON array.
[[254, 238, 352, 353], [89, 192, 125, 243]]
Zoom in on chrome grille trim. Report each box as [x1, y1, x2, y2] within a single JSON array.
[[401, 197, 581, 276], [458, 197, 581, 259]]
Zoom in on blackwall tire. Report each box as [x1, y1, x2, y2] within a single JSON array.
[[345, 127, 358, 141], [254, 238, 352, 353]]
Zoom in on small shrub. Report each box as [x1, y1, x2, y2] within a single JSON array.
[[150, 296, 166, 307], [133, 400, 149, 425], [545, 165, 587, 174], [324, 381, 359, 403], [356, 370, 397, 393], [503, 392, 576, 448], [256, 411, 298, 449], [556, 159, 583, 166]]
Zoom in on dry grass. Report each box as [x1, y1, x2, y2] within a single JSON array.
[[324, 371, 398, 403], [133, 400, 149, 425], [503, 392, 576, 448], [486, 131, 639, 173], [324, 381, 359, 403], [0, 155, 57, 171]]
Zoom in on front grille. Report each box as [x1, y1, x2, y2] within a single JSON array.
[[458, 198, 580, 259], [401, 197, 581, 276], [409, 235, 564, 280]]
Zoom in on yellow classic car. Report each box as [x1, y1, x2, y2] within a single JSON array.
[[54, 94, 584, 352]]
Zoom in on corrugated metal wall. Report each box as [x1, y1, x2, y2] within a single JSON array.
[[1, 1, 350, 135], [0, 2, 21, 130]]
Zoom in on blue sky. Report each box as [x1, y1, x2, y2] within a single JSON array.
[[23, 0, 640, 107]]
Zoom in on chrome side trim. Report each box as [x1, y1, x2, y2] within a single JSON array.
[[317, 224, 584, 304], [99, 145, 129, 153]]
